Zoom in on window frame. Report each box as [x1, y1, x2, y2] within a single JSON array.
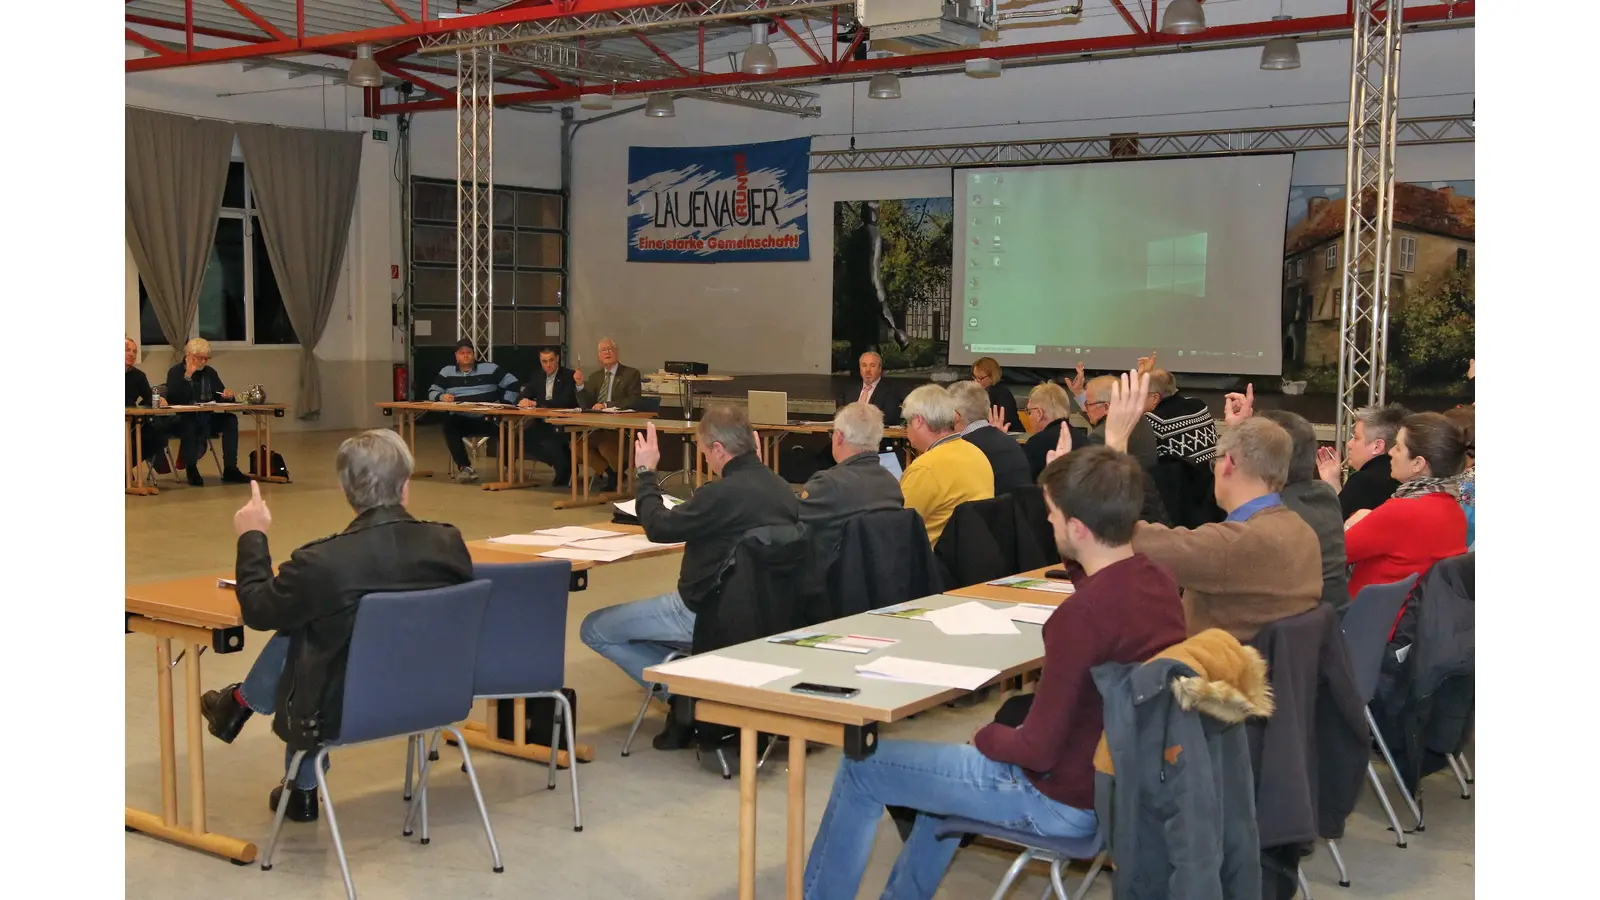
[[1324, 243, 1338, 270], [1397, 235, 1417, 273]]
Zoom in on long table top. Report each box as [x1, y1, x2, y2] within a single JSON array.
[[126, 403, 287, 417], [376, 400, 654, 421], [941, 565, 1072, 606]]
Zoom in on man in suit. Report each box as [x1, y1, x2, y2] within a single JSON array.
[[949, 380, 1032, 495], [799, 402, 905, 568], [166, 337, 249, 486], [574, 337, 644, 492], [517, 346, 578, 487], [198, 430, 474, 821], [851, 350, 905, 427]]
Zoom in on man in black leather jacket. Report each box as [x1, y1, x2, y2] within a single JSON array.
[[199, 429, 473, 822]]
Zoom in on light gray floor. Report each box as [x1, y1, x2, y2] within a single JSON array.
[[126, 428, 1473, 898]]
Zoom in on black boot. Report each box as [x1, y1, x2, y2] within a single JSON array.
[[220, 467, 250, 484], [186, 466, 204, 486], [200, 684, 253, 743], [268, 785, 319, 822], [652, 695, 697, 751]]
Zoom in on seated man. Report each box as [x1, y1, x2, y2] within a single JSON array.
[[165, 337, 248, 486], [1084, 374, 1158, 469], [1022, 382, 1087, 481], [573, 337, 643, 493], [798, 401, 904, 568], [579, 405, 797, 748], [1317, 403, 1408, 519], [1108, 375, 1321, 641], [898, 384, 993, 545], [948, 380, 1031, 495], [427, 339, 520, 484], [516, 346, 578, 487], [198, 430, 473, 821], [850, 350, 905, 428], [1146, 369, 1220, 465], [125, 336, 172, 472], [802, 446, 1189, 899]]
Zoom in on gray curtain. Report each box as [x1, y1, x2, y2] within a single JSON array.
[[125, 108, 235, 354], [237, 124, 364, 420]]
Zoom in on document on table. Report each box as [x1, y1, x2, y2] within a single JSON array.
[[534, 525, 622, 540], [537, 547, 634, 563], [487, 533, 576, 546], [651, 654, 801, 688], [1005, 604, 1056, 626], [855, 656, 1000, 692], [613, 495, 683, 517], [987, 576, 1076, 595], [766, 631, 898, 654], [217, 578, 236, 589], [567, 534, 684, 553], [923, 601, 1020, 636], [868, 602, 932, 621]]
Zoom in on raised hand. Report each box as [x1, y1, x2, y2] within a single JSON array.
[[1467, 358, 1475, 380], [1136, 352, 1157, 375], [573, 369, 585, 387], [233, 480, 272, 536], [1044, 421, 1073, 464], [1066, 362, 1086, 396], [987, 404, 1011, 433], [633, 421, 661, 471], [1223, 383, 1254, 427], [1104, 370, 1149, 454], [1316, 446, 1342, 487]]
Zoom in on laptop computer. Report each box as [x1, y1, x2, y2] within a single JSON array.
[[747, 390, 789, 426]]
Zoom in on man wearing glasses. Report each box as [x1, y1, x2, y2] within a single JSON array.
[[1083, 375, 1158, 469], [165, 337, 249, 486]]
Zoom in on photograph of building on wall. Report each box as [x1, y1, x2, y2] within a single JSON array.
[[1283, 181, 1474, 392], [832, 197, 953, 373]]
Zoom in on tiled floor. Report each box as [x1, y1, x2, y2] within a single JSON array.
[[126, 427, 1473, 898]]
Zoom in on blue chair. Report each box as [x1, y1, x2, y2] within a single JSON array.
[[404, 560, 583, 832], [1341, 575, 1424, 846], [259, 580, 498, 899], [933, 817, 1106, 900]]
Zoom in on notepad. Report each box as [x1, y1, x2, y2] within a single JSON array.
[[613, 495, 683, 517], [855, 656, 1000, 691], [923, 601, 1020, 636], [651, 655, 801, 688], [533, 525, 621, 540], [987, 576, 1076, 595], [1005, 604, 1055, 626], [868, 602, 932, 620], [766, 631, 897, 654], [537, 547, 633, 563]]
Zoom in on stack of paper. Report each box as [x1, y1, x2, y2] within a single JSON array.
[[534, 525, 622, 540], [487, 533, 573, 546], [856, 656, 1000, 691], [567, 534, 684, 553], [987, 576, 1076, 595], [651, 655, 800, 688], [537, 547, 634, 563], [1005, 604, 1056, 626], [614, 496, 683, 517], [923, 601, 1020, 636]]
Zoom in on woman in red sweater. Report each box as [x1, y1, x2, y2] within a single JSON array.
[[1344, 412, 1469, 598]]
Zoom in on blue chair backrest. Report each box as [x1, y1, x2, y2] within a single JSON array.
[[1339, 575, 1418, 703], [335, 580, 493, 746], [472, 561, 573, 697]]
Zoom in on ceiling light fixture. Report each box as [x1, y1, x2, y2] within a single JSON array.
[[645, 94, 676, 118], [867, 72, 901, 100], [1260, 10, 1300, 70], [347, 43, 383, 88], [740, 23, 778, 75], [965, 58, 1002, 79], [1159, 0, 1207, 36]]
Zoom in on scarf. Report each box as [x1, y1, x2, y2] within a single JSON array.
[[1392, 474, 1460, 501]]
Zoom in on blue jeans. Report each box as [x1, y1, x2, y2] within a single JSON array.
[[237, 634, 329, 790], [578, 591, 695, 690], [803, 740, 1097, 900]]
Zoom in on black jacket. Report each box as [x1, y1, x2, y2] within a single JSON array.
[[1024, 418, 1088, 481], [636, 453, 799, 614], [964, 425, 1033, 496], [165, 363, 228, 406], [1149, 456, 1224, 529], [234, 506, 474, 750], [691, 522, 822, 653], [518, 367, 579, 408], [934, 493, 1053, 587], [1339, 455, 1401, 519], [851, 378, 907, 427], [1279, 480, 1351, 612], [127, 367, 155, 407], [1246, 604, 1369, 849], [987, 384, 1024, 433], [798, 450, 905, 570], [825, 508, 942, 622]]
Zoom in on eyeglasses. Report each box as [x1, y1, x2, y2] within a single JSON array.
[[1085, 400, 1110, 409]]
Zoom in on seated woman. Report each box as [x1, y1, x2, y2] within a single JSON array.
[[1443, 406, 1475, 547], [971, 356, 1023, 433], [1344, 411, 1470, 597]]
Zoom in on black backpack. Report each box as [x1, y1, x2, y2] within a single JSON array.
[[248, 445, 290, 481]]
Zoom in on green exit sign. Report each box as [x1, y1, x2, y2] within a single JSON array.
[[372, 129, 389, 142]]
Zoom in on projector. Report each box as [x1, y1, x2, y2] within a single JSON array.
[[856, 0, 988, 52], [664, 361, 709, 376]]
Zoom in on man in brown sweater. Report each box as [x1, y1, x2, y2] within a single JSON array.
[[1103, 375, 1321, 640]]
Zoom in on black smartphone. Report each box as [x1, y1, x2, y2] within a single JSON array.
[[790, 682, 860, 699], [1043, 568, 1072, 580]]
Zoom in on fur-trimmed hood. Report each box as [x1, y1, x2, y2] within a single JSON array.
[[1094, 628, 1273, 775]]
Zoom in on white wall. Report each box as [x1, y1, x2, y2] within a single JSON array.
[[567, 28, 1475, 375]]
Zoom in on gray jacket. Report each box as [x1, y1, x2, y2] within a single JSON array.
[[1279, 480, 1350, 612], [798, 451, 904, 565], [1092, 634, 1272, 900]]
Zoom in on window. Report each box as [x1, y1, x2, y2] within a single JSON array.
[[1456, 247, 1471, 270], [1145, 233, 1208, 297], [1294, 256, 1306, 280], [1397, 235, 1417, 273], [138, 160, 297, 346], [1325, 243, 1338, 270]]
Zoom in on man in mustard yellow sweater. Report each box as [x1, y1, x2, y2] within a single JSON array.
[[898, 384, 994, 545]]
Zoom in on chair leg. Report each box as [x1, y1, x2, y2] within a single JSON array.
[[403, 735, 417, 802], [260, 749, 306, 871], [1327, 839, 1350, 888], [311, 749, 357, 900], [1458, 751, 1473, 783], [1367, 708, 1423, 832], [403, 735, 439, 839], [1366, 763, 1407, 848], [757, 734, 778, 771], [990, 850, 1034, 900], [1049, 858, 1070, 900], [445, 725, 504, 874], [1445, 754, 1472, 799], [1297, 865, 1313, 900], [548, 703, 561, 791], [552, 692, 584, 832], [1072, 851, 1108, 900], [620, 686, 657, 758], [714, 746, 732, 780]]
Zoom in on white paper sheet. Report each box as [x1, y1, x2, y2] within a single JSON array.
[[537, 547, 634, 562], [651, 655, 801, 688], [567, 534, 684, 553], [854, 656, 1000, 692], [923, 601, 1021, 636], [487, 533, 575, 546], [217, 578, 236, 589], [613, 495, 683, 517], [533, 525, 622, 540], [1005, 604, 1055, 626]]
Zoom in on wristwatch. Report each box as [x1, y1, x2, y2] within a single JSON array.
[[636, 465, 653, 476]]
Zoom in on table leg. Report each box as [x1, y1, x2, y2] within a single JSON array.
[[184, 641, 208, 834], [787, 738, 807, 900], [399, 411, 434, 478], [247, 412, 290, 483], [739, 727, 758, 900], [126, 416, 159, 496], [156, 639, 178, 825], [554, 428, 605, 509], [452, 717, 594, 765], [484, 417, 538, 491]]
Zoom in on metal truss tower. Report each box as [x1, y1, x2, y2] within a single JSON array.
[[456, 46, 496, 359], [1335, 0, 1404, 447]]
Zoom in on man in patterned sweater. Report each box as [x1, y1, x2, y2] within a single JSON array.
[[427, 339, 520, 483], [1145, 369, 1219, 465]]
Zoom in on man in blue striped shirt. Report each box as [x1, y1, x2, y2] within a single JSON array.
[[428, 339, 520, 483]]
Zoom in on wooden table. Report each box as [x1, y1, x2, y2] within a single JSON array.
[[125, 403, 289, 496], [942, 565, 1074, 607], [644, 592, 1050, 900]]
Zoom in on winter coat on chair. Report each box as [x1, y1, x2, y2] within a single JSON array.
[[825, 507, 942, 622], [1091, 628, 1274, 900]]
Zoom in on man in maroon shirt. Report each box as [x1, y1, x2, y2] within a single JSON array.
[[802, 445, 1188, 900]]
